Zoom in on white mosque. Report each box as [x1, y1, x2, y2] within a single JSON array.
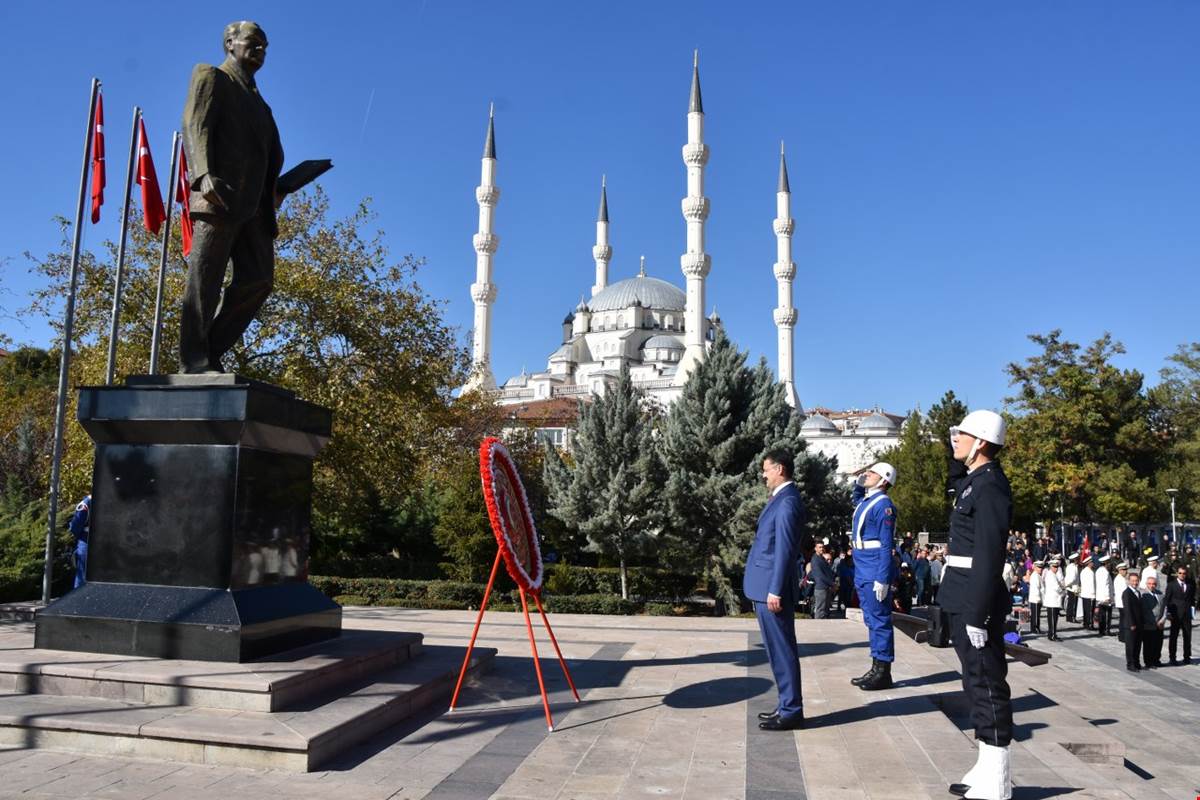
[[464, 55, 900, 476]]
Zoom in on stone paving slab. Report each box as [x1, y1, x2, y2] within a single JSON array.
[[1, 607, 1197, 799]]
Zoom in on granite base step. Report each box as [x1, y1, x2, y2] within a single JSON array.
[[0, 628, 423, 711], [0, 642, 494, 771]]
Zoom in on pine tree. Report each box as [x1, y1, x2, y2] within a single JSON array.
[[877, 410, 949, 533], [660, 332, 848, 613], [542, 364, 663, 598]]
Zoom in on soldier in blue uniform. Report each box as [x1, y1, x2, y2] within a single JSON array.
[[850, 462, 898, 691], [68, 493, 91, 589], [941, 411, 1014, 800]]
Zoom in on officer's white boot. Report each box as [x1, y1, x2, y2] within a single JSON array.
[[963, 743, 1011, 800], [949, 741, 986, 797]]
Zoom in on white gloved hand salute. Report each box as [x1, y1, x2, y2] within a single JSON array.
[[965, 624, 987, 649], [873, 581, 888, 602]]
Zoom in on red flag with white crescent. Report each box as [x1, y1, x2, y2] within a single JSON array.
[[89, 93, 105, 224], [176, 142, 193, 257], [136, 117, 165, 234]]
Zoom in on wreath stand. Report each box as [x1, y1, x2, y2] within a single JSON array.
[[448, 438, 580, 732], [448, 550, 579, 731]]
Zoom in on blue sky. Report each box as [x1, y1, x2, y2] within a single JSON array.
[[2, 1, 1197, 414]]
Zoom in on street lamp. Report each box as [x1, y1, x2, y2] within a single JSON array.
[[1166, 488, 1179, 547], [1058, 498, 1066, 556]]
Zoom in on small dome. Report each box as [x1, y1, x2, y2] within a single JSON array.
[[801, 413, 838, 436], [562, 311, 575, 325], [588, 276, 686, 313], [575, 298, 589, 313], [641, 335, 684, 351], [858, 412, 899, 433], [548, 344, 573, 361]]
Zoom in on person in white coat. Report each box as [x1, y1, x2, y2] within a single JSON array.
[[1043, 559, 1065, 641], [1027, 562, 1045, 634], [1141, 555, 1167, 592], [1080, 555, 1097, 630], [1064, 553, 1081, 622], [1114, 562, 1129, 643], [1095, 555, 1115, 636]]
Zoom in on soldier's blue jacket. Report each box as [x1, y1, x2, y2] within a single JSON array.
[[851, 484, 897, 585], [68, 495, 91, 543]]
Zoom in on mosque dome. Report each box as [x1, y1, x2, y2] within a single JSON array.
[[858, 412, 900, 434], [800, 413, 839, 436], [641, 335, 685, 351], [588, 276, 686, 313]]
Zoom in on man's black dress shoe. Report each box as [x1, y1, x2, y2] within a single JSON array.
[[757, 710, 779, 721], [948, 783, 969, 797], [1126, 665, 1140, 672], [759, 714, 804, 731]]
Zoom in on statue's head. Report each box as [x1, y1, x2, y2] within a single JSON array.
[[223, 21, 268, 74]]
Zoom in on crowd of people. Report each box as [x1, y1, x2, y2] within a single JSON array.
[[802, 527, 1198, 669]]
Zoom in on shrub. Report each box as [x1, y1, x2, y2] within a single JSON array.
[[332, 594, 372, 606], [531, 592, 641, 615], [542, 564, 696, 600]]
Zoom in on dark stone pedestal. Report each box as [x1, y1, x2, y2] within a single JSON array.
[[35, 374, 341, 662]]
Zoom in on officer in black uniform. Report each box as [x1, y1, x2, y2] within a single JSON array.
[[940, 410, 1014, 800]]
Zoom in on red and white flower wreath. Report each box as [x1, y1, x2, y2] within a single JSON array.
[[479, 437, 544, 593]]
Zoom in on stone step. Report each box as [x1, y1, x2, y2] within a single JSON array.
[[0, 628, 421, 711], [0, 642, 495, 771]]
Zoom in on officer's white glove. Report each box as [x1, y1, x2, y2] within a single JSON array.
[[965, 624, 987, 649], [873, 581, 887, 602]]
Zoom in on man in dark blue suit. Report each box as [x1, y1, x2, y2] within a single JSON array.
[[743, 448, 808, 731]]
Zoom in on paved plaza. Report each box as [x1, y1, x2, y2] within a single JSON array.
[[0, 607, 1198, 800]]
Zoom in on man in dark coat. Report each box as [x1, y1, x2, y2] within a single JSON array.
[[940, 410, 1014, 800], [1120, 571, 1144, 670], [179, 20, 285, 373], [1164, 566, 1194, 665]]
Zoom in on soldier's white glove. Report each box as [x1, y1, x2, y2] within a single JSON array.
[[965, 625, 987, 649], [873, 581, 887, 602]]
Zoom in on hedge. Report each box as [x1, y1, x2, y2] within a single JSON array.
[[0, 566, 41, 605], [542, 564, 697, 601], [311, 576, 487, 606], [511, 591, 640, 615]]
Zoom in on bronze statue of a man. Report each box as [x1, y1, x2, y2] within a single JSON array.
[[179, 20, 284, 374]]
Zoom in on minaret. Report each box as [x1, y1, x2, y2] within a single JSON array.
[[676, 50, 711, 382], [466, 104, 499, 391], [773, 142, 800, 408], [591, 175, 611, 297]]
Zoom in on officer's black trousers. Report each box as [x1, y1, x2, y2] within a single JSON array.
[[1066, 594, 1078, 621], [949, 612, 1013, 748], [1142, 629, 1163, 666], [1082, 598, 1095, 628], [1047, 607, 1060, 639], [1124, 626, 1140, 668], [1169, 618, 1192, 662], [1029, 602, 1041, 633], [1117, 608, 1125, 643], [1096, 604, 1111, 637]]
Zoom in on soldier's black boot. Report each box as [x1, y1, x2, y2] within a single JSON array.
[[859, 660, 893, 691], [850, 659, 879, 686]]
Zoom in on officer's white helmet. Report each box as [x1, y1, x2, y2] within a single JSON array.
[[953, 410, 1007, 446], [868, 462, 897, 487]]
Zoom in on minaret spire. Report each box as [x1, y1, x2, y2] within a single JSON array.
[[466, 105, 500, 391], [591, 175, 612, 296], [676, 50, 712, 382], [773, 141, 800, 409]]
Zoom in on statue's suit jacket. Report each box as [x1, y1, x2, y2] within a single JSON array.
[[182, 62, 284, 235], [743, 483, 806, 604]]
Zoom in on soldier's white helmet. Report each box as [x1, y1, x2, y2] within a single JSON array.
[[953, 409, 1007, 446], [868, 462, 897, 486]]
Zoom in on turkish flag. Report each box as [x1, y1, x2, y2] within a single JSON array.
[[90, 93, 105, 224], [136, 117, 165, 234], [176, 143, 193, 257]]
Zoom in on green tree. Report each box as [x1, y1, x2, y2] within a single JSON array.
[[543, 365, 663, 598], [9, 188, 470, 560], [877, 410, 948, 532], [658, 333, 847, 613], [0, 346, 57, 502], [1150, 342, 1200, 519], [1004, 330, 1157, 527]]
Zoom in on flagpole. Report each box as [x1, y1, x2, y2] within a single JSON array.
[[43, 77, 101, 604], [148, 131, 180, 374], [104, 106, 141, 385]]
